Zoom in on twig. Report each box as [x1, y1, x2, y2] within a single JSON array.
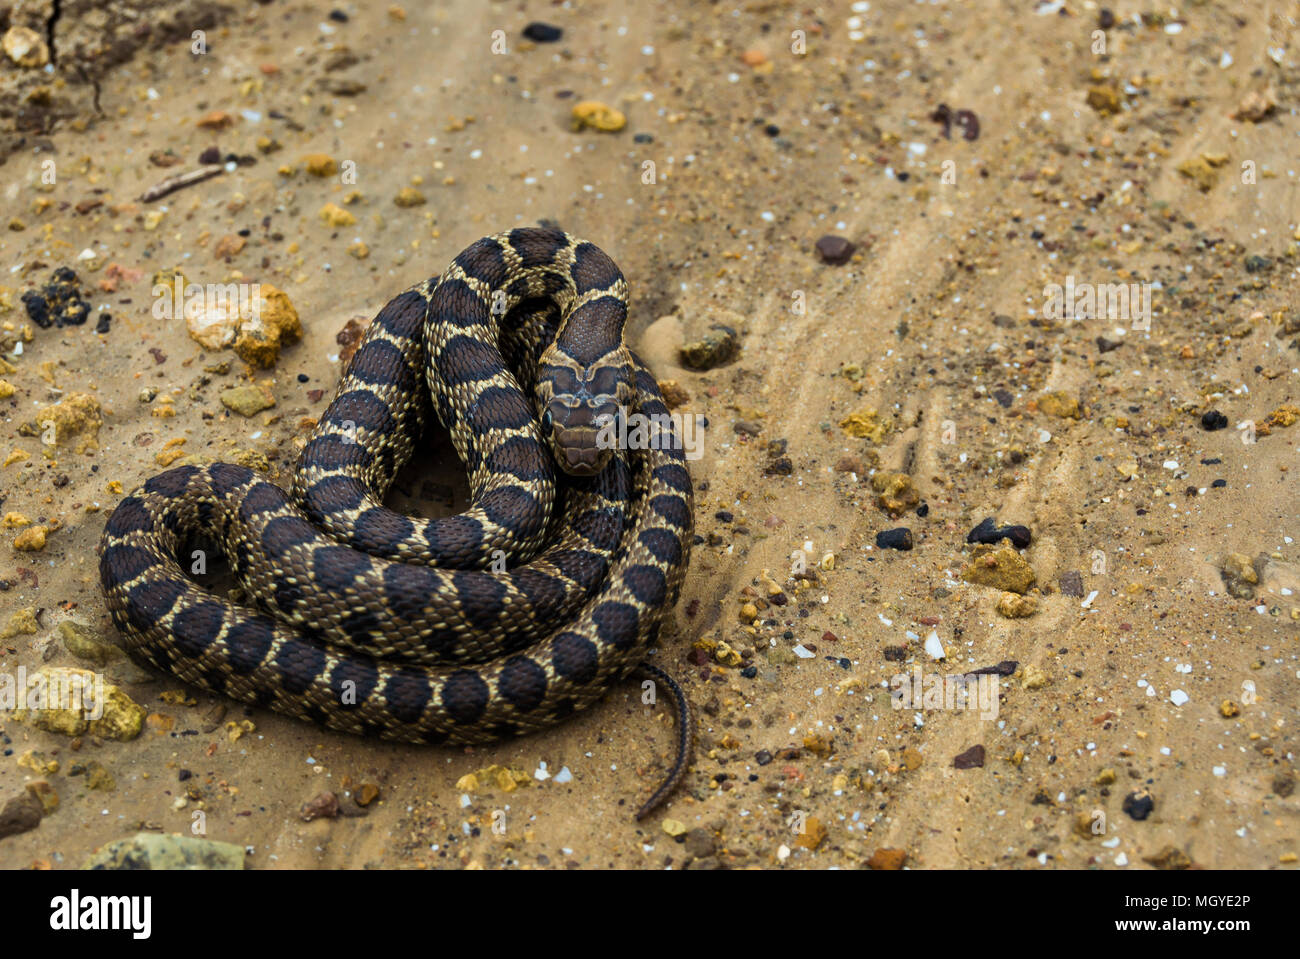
[[139, 165, 224, 203]]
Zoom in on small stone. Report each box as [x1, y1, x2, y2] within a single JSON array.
[[661, 818, 687, 837], [1086, 84, 1121, 115], [1143, 846, 1192, 870], [966, 517, 1032, 548], [318, 203, 357, 227], [839, 408, 888, 442], [356, 783, 381, 807], [196, 111, 234, 130], [1200, 409, 1228, 430], [1058, 571, 1084, 597], [86, 761, 116, 791], [13, 526, 47, 551], [220, 384, 275, 417], [996, 591, 1038, 618], [213, 234, 246, 259], [793, 816, 827, 850], [393, 187, 427, 207], [815, 235, 855, 265], [302, 153, 338, 177], [1122, 789, 1154, 821], [1217, 553, 1258, 600], [962, 544, 1037, 594], [902, 747, 923, 770], [1219, 700, 1241, 718], [1038, 391, 1081, 419], [658, 379, 690, 409], [679, 325, 738, 370], [1094, 767, 1117, 786], [18, 392, 103, 453], [875, 528, 913, 551], [58, 620, 123, 665], [83, 833, 246, 870], [683, 828, 716, 859], [300, 791, 341, 822], [1233, 89, 1277, 123], [25, 781, 59, 815], [953, 745, 985, 769], [571, 101, 626, 133], [522, 22, 563, 43], [1021, 664, 1051, 690], [0, 791, 44, 839], [1, 607, 40, 639], [871, 472, 919, 517], [232, 285, 302, 369], [3, 26, 49, 67], [866, 847, 907, 870], [1244, 254, 1273, 274]]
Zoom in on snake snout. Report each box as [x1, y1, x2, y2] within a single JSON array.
[[548, 398, 618, 476]]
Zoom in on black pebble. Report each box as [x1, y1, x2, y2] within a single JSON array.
[[1211, 478, 1226, 488], [916, 502, 929, 517], [95, 313, 112, 334], [1201, 410, 1228, 431], [876, 528, 913, 551], [198, 146, 221, 165], [815, 235, 855, 265], [967, 517, 1031, 548], [633, 133, 654, 144], [1122, 790, 1154, 821], [297, 373, 309, 383], [740, 666, 757, 679], [522, 22, 563, 43], [754, 750, 773, 765], [328, 9, 349, 22], [764, 124, 780, 137], [714, 510, 733, 523]]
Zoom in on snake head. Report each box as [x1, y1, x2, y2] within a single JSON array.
[[534, 345, 635, 476]]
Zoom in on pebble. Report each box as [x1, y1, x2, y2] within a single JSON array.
[[966, 517, 1032, 548], [866, 847, 907, 870], [300, 791, 341, 822], [82, 833, 245, 870], [0, 791, 43, 839], [683, 828, 716, 859], [875, 528, 913, 551], [220, 384, 276, 418], [21, 267, 92, 329], [996, 591, 1038, 618], [952, 745, 985, 769], [1122, 790, 1154, 821], [571, 101, 626, 133], [962, 544, 1037, 594], [1200, 410, 1228, 431], [522, 22, 563, 43], [679, 324, 738, 370], [814, 235, 855, 265]]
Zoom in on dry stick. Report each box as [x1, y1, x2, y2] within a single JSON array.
[[139, 165, 224, 203]]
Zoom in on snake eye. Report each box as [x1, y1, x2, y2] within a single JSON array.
[[540, 409, 553, 433]]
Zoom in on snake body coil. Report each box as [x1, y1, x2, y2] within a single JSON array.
[[99, 229, 694, 817]]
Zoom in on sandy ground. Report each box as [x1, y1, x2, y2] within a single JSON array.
[[0, 0, 1297, 870]]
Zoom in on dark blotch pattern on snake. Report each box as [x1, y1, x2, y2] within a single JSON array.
[[99, 229, 695, 818]]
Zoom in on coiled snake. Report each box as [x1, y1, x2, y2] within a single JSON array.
[[99, 229, 695, 819]]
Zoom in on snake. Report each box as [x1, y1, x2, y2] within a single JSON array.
[[98, 228, 695, 819]]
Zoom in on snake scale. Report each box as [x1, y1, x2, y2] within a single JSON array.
[[99, 228, 695, 818]]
